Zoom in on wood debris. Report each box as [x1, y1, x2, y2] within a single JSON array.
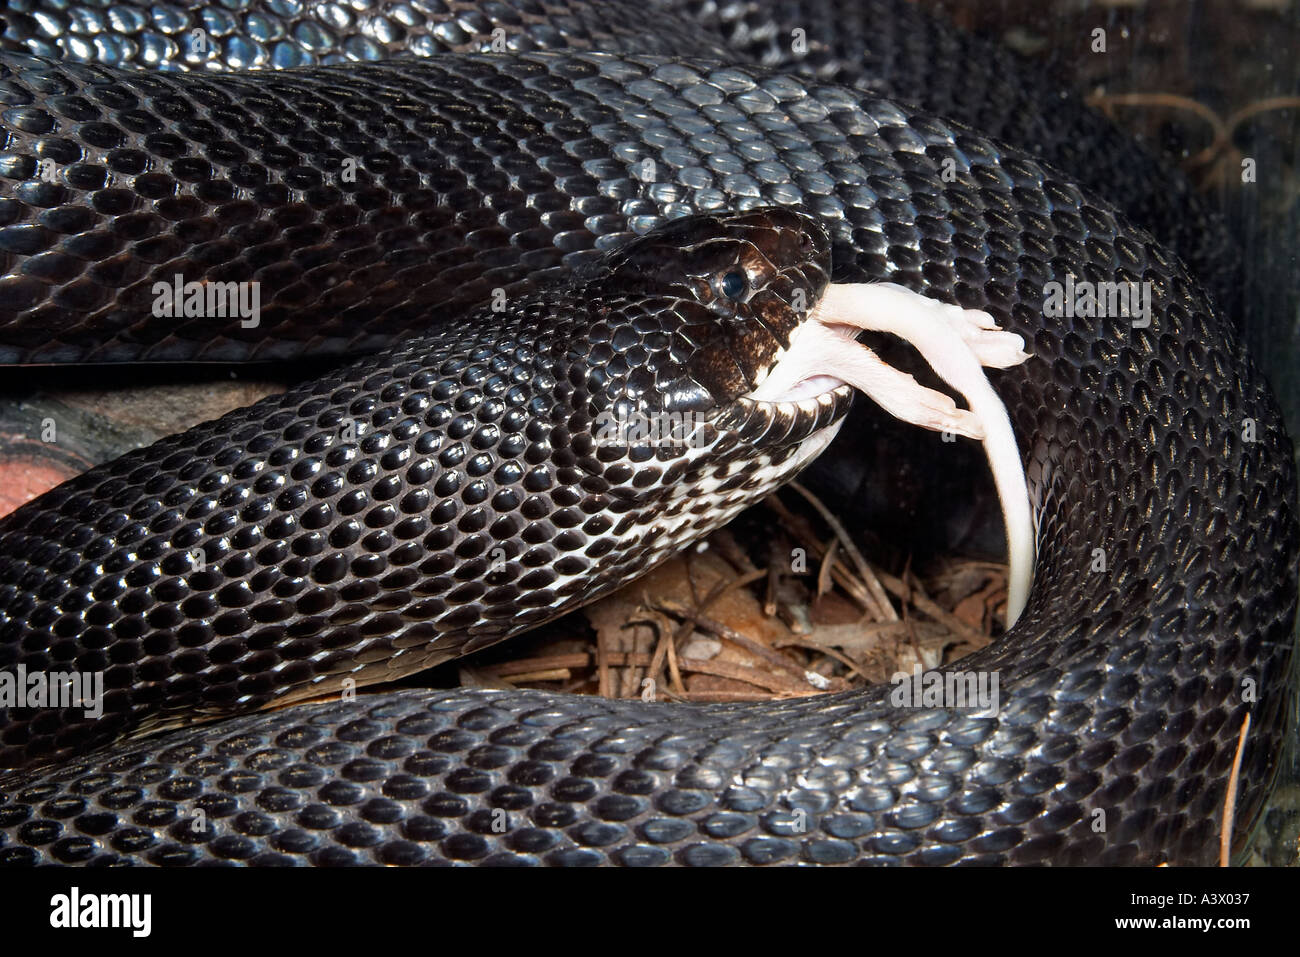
[[472, 482, 1008, 703]]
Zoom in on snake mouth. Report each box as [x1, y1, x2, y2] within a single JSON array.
[[733, 279, 868, 412], [710, 292, 869, 452], [719, 380, 854, 453], [745, 319, 861, 406]]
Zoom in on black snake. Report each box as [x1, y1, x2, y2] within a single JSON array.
[[0, 0, 1295, 866]]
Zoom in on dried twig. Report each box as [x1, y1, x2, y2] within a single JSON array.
[[874, 568, 989, 648], [816, 538, 838, 596], [675, 656, 817, 695], [773, 637, 875, 682], [788, 480, 898, 621], [655, 600, 836, 690], [500, 668, 571, 683], [661, 689, 803, 703], [484, 652, 654, 677], [595, 612, 613, 698], [763, 495, 886, 618]]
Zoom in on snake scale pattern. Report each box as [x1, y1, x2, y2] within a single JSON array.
[[0, 0, 1295, 866]]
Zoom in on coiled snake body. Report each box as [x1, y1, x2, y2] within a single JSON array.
[[0, 0, 1295, 866]]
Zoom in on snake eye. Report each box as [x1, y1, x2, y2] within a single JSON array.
[[719, 271, 747, 300]]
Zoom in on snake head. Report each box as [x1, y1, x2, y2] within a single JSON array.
[[583, 207, 834, 415]]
